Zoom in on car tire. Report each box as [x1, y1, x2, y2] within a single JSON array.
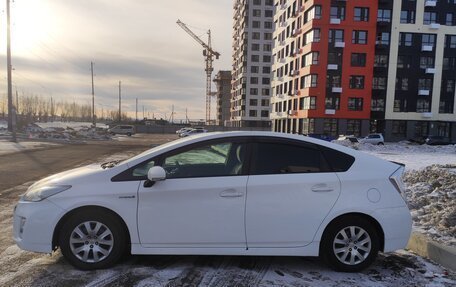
[[377, 142, 384, 146], [320, 216, 379, 272], [59, 210, 127, 270], [127, 133, 132, 137]]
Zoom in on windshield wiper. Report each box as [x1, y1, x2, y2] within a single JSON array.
[[101, 160, 122, 169]]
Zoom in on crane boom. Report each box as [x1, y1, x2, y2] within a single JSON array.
[[177, 19, 220, 124]]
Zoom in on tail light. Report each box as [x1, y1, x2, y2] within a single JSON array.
[[389, 165, 406, 200]]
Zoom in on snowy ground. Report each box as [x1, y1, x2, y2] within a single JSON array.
[[35, 121, 110, 130]]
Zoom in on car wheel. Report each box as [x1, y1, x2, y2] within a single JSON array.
[[59, 210, 127, 270], [320, 216, 379, 272], [127, 133, 132, 137], [377, 142, 384, 146]]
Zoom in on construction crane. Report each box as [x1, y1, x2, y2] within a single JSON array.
[[177, 19, 220, 125]]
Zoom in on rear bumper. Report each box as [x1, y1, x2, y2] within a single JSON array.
[[373, 206, 412, 252], [13, 199, 65, 253]]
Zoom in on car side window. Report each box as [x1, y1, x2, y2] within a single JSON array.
[[162, 141, 247, 179], [251, 142, 330, 175], [132, 160, 155, 177]]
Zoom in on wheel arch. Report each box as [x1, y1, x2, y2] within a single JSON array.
[[318, 212, 385, 255], [52, 205, 131, 251]]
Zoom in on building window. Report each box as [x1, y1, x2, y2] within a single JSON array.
[[304, 29, 321, 44], [374, 55, 388, 67], [253, 0, 261, 5], [371, 98, 385, 112], [423, 12, 437, 25], [325, 96, 340, 110], [352, 30, 368, 44], [252, 21, 260, 29], [392, 121, 407, 136], [264, 33, 272, 40], [329, 29, 344, 43], [397, 55, 412, 69], [262, 66, 271, 74], [443, 57, 456, 70], [418, 78, 432, 90], [252, 43, 260, 51], [250, 99, 258, 106], [264, 21, 273, 29], [422, 34, 436, 47], [399, 33, 413, 46], [263, 44, 272, 51], [446, 13, 455, 26], [348, 98, 363, 111], [446, 79, 455, 92], [373, 77, 387, 90], [323, 119, 338, 137], [446, 35, 456, 48], [251, 66, 259, 73], [414, 122, 429, 137], [253, 9, 261, 17], [305, 5, 322, 22], [261, 99, 269, 106], [261, 88, 270, 96], [262, 77, 270, 85], [439, 99, 455, 114], [351, 53, 366, 67], [330, 6, 345, 20], [250, 88, 258, 95], [349, 75, 365, 89], [249, 110, 257, 117], [394, 99, 407, 112], [327, 75, 341, 88], [265, 10, 273, 17], [300, 74, 318, 88], [250, 77, 258, 84], [377, 32, 390, 45], [302, 51, 319, 67], [377, 9, 391, 22], [347, 120, 361, 137], [416, 99, 431, 113], [263, 55, 271, 62], [252, 32, 260, 40], [400, 10, 415, 24], [260, 110, 269, 118], [354, 7, 369, 22], [301, 96, 316, 110], [420, 56, 435, 69]]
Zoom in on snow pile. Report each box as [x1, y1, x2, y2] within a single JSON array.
[[27, 126, 112, 141], [35, 121, 109, 131], [403, 165, 456, 246]]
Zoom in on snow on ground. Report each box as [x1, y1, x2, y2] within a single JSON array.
[[0, 140, 61, 156], [35, 121, 109, 130]]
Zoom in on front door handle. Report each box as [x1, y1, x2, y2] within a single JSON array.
[[220, 189, 244, 198], [311, 184, 334, 192]]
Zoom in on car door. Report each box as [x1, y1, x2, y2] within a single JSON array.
[[136, 138, 249, 248], [245, 138, 341, 248]]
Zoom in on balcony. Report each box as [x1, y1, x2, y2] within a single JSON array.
[[279, 58, 286, 63], [294, 90, 301, 96], [429, 23, 440, 30], [280, 3, 287, 10], [332, 87, 343, 93], [421, 112, 433, 118], [279, 21, 287, 27], [292, 28, 302, 37], [425, 68, 436, 74], [277, 112, 285, 117], [327, 64, 338, 70], [290, 70, 300, 77], [334, 41, 345, 48], [288, 110, 297, 116], [279, 40, 286, 46], [418, 89, 430, 96], [422, 45, 433, 52], [330, 18, 341, 25], [325, 109, 336, 115], [424, 0, 437, 7], [292, 48, 302, 56]]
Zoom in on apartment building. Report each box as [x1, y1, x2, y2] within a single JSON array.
[[213, 71, 232, 126], [271, 0, 456, 142], [229, 0, 275, 128]]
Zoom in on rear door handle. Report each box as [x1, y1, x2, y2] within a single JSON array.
[[311, 184, 334, 192], [220, 189, 244, 198]]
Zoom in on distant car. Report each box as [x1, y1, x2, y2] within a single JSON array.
[[179, 128, 208, 137], [108, 125, 135, 136], [176, 127, 192, 135], [425, 135, 451, 145], [359, 134, 384, 145], [336, 135, 359, 143], [13, 131, 411, 272]]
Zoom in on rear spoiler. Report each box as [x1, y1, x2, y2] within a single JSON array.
[[390, 161, 405, 167]]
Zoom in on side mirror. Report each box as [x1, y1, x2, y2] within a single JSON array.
[[144, 166, 166, 188], [147, 166, 166, 182]]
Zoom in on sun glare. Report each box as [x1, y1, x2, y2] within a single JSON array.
[[3, 0, 58, 56]]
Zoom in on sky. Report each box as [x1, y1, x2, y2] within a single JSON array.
[[0, 0, 233, 121]]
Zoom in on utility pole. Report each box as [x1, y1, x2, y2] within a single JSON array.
[[135, 98, 138, 122], [15, 89, 18, 114], [6, 0, 15, 142], [118, 81, 121, 122], [142, 105, 145, 119], [91, 62, 95, 127]]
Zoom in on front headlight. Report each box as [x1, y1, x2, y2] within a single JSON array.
[[21, 185, 72, 202]]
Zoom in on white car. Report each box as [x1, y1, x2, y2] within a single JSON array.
[[179, 128, 208, 137], [175, 127, 192, 135], [359, 134, 385, 145], [108, 125, 135, 136], [13, 132, 411, 272]]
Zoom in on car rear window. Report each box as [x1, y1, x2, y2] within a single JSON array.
[[320, 147, 355, 172]]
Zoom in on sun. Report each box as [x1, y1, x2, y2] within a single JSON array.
[[2, 0, 59, 56]]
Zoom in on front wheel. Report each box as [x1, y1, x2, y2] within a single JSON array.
[[377, 142, 384, 146], [58, 210, 127, 270], [320, 216, 379, 272]]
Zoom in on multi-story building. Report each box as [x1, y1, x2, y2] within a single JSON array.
[[213, 71, 232, 126], [230, 0, 275, 128], [381, 0, 456, 142], [271, 0, 456, 142]]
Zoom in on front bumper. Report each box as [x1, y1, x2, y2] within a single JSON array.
[[13, 199, 65, 253]]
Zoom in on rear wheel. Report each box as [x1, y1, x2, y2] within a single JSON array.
[[377, 142, 384, 145], [59, 210, 127, 270], [320, 216, 379, 272]]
